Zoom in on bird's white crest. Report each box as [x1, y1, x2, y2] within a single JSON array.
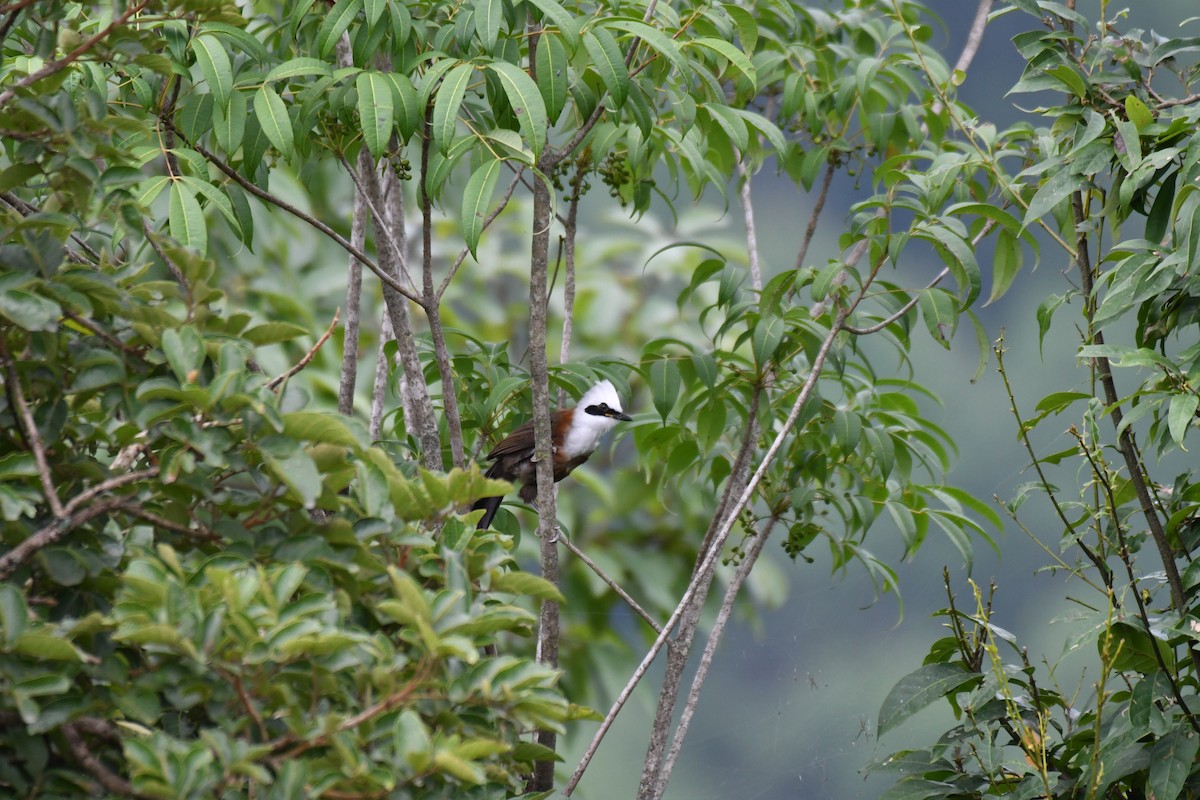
[[562, 379, 625, 457]]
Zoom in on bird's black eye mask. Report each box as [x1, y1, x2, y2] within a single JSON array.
[[585, 403, 611, 416]]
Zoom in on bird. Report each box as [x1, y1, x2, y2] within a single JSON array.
[[473, 379, 632, 530]]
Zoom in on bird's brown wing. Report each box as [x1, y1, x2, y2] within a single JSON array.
[[485, 418, 536, 460]]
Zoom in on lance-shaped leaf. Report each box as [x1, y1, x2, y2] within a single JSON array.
[[475, 0, 505, 50], [190, 34, 232, 107], [462, 155, 503, 258], [685, 37, 756, 91], [432, 63, 475, 155], [253, 85, 293, 157], [168, 181, 207, 255], [316, 0, 362, 58], [486, 61, 547, 158], [357, 71, 395, 159], [878, 663, 975, 737], [535, 32, 568, 124], [601, 18, 687, 75], [583, 27, 627, 107], [648, 357, 681, 422]]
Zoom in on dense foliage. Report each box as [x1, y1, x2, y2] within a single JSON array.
[[872, 4, 1200, 800], [9, 0, 1191, 798]]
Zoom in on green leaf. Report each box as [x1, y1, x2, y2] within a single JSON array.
[[648, 357, 681, 422], [1149, 727, 1199, 800], [601, 19, 687, 75], [492, 571, 565, 602], [264, 450, 322, 508], [582, 28, 627, 107], [0, 289, 60, 331], [282, 412, 365, 448], [168, 181, 206, 255], [357, 71, 395, 159], [1168, 393, 1198, 447], [364, 0, 386, 26], [1145, 170, 1177, 244], [751, 315, 784, 369], [877, 663, 973, 737], [13, 631, 85, 662], [534, 33, 568, 124], [724, 5, 758, 53], [317, 0, 363, 59], [161, 326, 205, 382], [1125, 94, 1154, 130], [524, 0, 577, 40], [0, 584, 28, 648], [1106, 620, 1174, 673], [917, 289, 957, 349], [432, 63, 474, 155], [1022, 168, 1081, 231], [1047, 64, 1087, 98], [213, 93, 247, 154], [986, 227, 1022, 305], [0, 163, 41, 194], [243, 321, 310, 345], [225, 183, 255, 247], [190, 34, 232, 107], [486, 61, 547, 158], [253, 85, 294, 157], [475, 0, 505, 50], [381, 72, 420, 142], [685, 37, 756, 91], [462, 155, 503, 258], [913, 224, 980, 306], [264, 57, 331, 84]]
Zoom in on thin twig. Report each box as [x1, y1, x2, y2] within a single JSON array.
[[62, 721, 144, 798], [655, 518, 779, 795], [118, 500, 221, 544], [994, 333, 1110, 585], [338, 153, 417, 291], [794, 160, 836, 270], [267, 309, 340, 391], [558, 533, 661, 633], [737, 162, 762, 291], [0, 336, 63, 515], [0, 0, 150, 110], [140, 220, 192, 305]]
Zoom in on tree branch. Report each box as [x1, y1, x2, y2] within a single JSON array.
[[655, 517, 780, 795], [0, 469, 158, 580], [1071, 190, 1198, 675], [525, 159, 560, 794], [0, 335, 63, 516], [267, 308, 340, 391], [0, 0, 150, 111], [62, 720, 145, 798], [339, 151, 370, 416]]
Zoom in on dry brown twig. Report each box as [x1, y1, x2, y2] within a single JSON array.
[[267, 308, 341, 391]]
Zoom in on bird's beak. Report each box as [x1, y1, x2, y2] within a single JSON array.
[[612, 410, 633, 422]]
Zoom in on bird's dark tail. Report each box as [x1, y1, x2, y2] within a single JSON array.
[[473, 494, 504, 530], [474, 461, 506, 530]]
